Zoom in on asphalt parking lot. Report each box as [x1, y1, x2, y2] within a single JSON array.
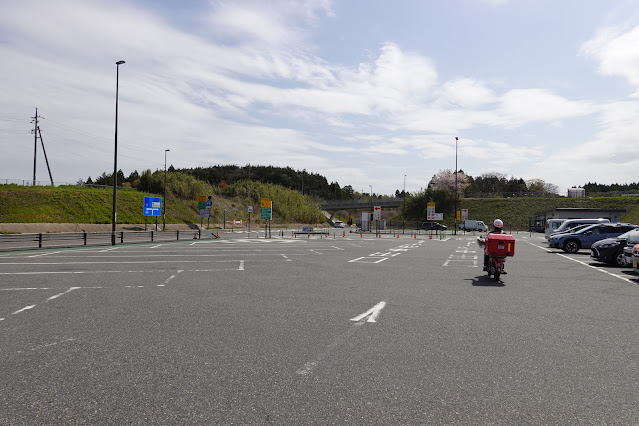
[[2, 233, 639, 424]]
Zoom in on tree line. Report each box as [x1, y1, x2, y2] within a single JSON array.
[[85, 166, 561, 200]]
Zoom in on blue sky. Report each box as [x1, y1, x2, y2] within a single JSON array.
[[2, 0, 639, 196]]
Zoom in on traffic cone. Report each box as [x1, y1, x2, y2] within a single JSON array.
[[397, 234, 399, 238], [216, 231, 219, 238], [193, 232, 198, 239], [414, 234, 416, 239], [360, 233, 363, 238], [429, 235, 432, 239]]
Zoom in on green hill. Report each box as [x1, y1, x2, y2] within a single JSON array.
[[457, 197, 639, 231], [3, 183, 639, 232], [0, 182, 325, 226]]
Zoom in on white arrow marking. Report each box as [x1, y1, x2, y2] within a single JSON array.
[[350, 301, 386, 323]]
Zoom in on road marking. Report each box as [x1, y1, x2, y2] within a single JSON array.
[[557, 254, 633, 283], [443, 241, 478, 267], [523, 240, 552, 252], [161, 270, 182, 286], [0, 287, 51, 290], [30, 338, 75, 351], [350, 301, 386, 323], [47, 286, 80, 301], [28, 251, 62, 258], [524, 241, 634, 284], [12, 305, 36, 315], [150, 244, 163, 249], [349, 257, 388, 264], [281, 254, 291, 261], [296, 323, 363, 376], [99, 247, 120, 252]]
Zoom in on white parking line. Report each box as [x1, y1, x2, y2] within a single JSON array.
[[12, 305, 36, 315], [47, 287, 80, 301], [556, 254, 633, 283], [524, 241, 634, 284]]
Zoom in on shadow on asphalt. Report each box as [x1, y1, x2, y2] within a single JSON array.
[[468, 275, 505, 287]]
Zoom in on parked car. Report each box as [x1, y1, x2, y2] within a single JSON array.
[[333, 220, 345, 228], [548, 223, 638, 253], [590, 228, 639, 266], [632, 244, 639, 273], [421, 222, 447, 231], [545, 219, 566, 240], [548, 218, 610, 239]]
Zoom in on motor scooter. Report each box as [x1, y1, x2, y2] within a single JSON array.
[[485, 253, 506, 281], [477, 233, 516, 282]]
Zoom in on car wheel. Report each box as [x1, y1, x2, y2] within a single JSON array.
[[614, 252, 626, 267], [564, 240, 580, 253]]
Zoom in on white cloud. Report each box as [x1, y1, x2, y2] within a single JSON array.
[[581, 24, 639, 91]]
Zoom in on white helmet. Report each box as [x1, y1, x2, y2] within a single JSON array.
[[493, 219, 503, 228]]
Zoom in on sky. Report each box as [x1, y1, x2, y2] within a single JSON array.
[[2, 0, 639, 196]]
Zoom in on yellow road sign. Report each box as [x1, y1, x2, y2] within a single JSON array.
[[261, 198, 272, 208]]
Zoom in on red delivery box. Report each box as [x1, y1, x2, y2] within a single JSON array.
[[485, 233, 515, 257]]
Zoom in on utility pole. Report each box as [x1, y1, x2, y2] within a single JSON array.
[[32, 108, 38, 186], [37, 127, 54, 185], [454, 137, 458, 236]]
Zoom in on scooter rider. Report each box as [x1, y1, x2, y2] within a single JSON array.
[[482, 219, 505, 271]]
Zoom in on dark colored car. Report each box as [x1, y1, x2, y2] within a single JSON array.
[[548, 223, 638, 253], [421, 222, 447, 231], [590, 229, 639, 266]]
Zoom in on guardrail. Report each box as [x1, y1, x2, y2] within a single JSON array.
[[0, 230, 207, 252]]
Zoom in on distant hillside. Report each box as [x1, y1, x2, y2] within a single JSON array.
[[3, 183, 639, 232], [0, 181, 324, 226], [458, 197, 639, 231]]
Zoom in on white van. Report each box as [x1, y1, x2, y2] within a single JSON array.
[[547, 218, 610, 240], [545, 219, 566, 240]]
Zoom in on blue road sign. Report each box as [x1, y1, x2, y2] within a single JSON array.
[[144, 196, 162, 216]]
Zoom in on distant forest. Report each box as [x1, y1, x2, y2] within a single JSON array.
[[85, 164, 637, 198]]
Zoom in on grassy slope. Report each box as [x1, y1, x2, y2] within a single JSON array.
[[2, 185, 639, 228], [459, 197, 639, 230], [0, 185, 323, 225]]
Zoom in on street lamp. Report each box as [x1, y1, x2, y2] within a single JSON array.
[[403, 174, 406, 233], [163, 149, 170, 230], [454, 136, 458, 236], [111, 60, 125, 245]]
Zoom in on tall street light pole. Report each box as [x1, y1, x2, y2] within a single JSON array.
[[454, 136, 458, 236], [111, 60, 125, 245], [369, 185, 372, 206], [403, 174, 406, 233], [163, 149, 170, 230]]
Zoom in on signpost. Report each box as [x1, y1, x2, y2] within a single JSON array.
[[261, 198, 272, 238], [198, 195, 212, 228], [427, 202, 436, 221], [248, 206, 253, 237], [373, 206, 381, 220], [461, 209, 468, 221], [143, 196, 162, 231]]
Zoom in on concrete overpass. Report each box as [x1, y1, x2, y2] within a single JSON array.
[[319, 199, 402, 210]]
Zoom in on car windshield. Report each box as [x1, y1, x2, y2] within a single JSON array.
[[616, 229, 639, 239], [575, 224, 599, 234], [553, 224, 591, 234]]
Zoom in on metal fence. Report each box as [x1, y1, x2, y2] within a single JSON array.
[[0, 230, 209, 252]]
